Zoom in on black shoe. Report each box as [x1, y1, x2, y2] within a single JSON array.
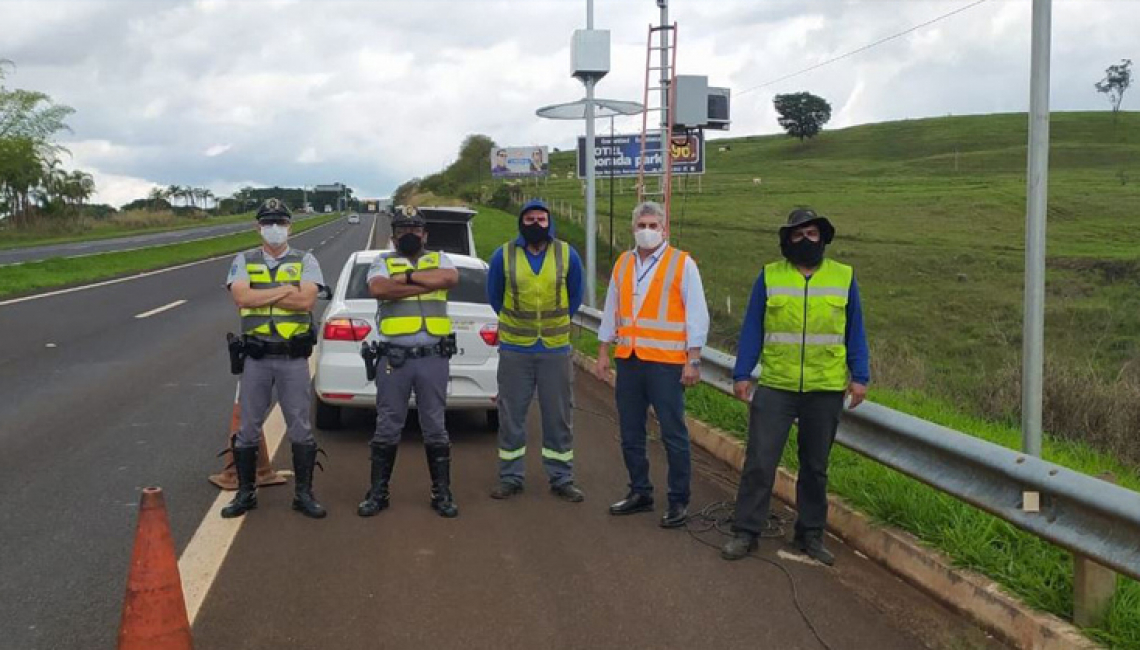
[[490, 481, 524, 500], [795, 531, 835, 566], [221, 445, 258, 518], [659, 504, 687, 529], [425, 444, 459, 518], [291, 443, 327, 519], [721, 533, 758, 561], [358, 443, 397, 517], [609, 492, 654, 515], [551, 482, 585, 503]]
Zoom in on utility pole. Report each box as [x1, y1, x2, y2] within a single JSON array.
[[1022, 0, 1052, 457]]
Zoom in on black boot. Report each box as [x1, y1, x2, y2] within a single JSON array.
[[291, 443, 327, 519], [221, 445, 258, 518], [425, 444, 459, 518], [358, 443, 398, 517]]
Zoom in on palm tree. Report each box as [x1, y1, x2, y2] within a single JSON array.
[[166, 184, 181, 208]]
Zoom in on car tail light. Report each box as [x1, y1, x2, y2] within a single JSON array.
[[479, 323, 499, 346], [324, 318, 371, 341]]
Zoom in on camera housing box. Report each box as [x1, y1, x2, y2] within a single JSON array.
[[707, 87, 731, 131], [673, 75, 709, 128], [571, 29, 610, 80]]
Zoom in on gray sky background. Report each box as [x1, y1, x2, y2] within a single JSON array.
[[2, 0, 1136, 207]]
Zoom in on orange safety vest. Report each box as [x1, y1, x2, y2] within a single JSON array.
[[613, 245, 690, 365]]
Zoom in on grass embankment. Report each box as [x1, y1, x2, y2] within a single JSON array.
[[470, 201, 1140, 648], [0, 212, 342, 299], [0, 210, 264, 251]]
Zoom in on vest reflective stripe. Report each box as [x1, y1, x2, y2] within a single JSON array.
[[541, 448, 574, 463], [239, 250, 312, 340], [378, 252, 451, 337], [499, 446, 526, 461], [498, 240, 572, 348], [758, 259, 853, 392], [613, 246, 690, 365]]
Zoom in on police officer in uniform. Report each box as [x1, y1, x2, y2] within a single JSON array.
[[359, 207, 460, 518], [222, 198, 327, 519]]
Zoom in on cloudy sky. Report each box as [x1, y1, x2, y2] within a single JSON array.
[[2, 0, 1136, 207]]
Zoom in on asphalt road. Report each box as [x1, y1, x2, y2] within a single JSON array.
[[0, 212, 330, 266], [0, 213, 375, 650], [0, 211, 1002, 650], [191, 362, 1003, 649]]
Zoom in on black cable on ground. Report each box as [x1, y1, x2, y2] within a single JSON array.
[[571, 404, 834, 650]]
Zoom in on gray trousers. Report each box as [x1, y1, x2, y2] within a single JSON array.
[[373, 355, 450, 446], [237, 355, 315, 448], [496, 350, 574, 487], [732, 386, 844, 537]]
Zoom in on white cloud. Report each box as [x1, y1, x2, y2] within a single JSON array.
[[1, 0, 1136, 205]]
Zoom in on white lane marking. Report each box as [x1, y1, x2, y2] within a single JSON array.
[[134, 299, 188, 319], [366, 212, 378, 250], [0, 219, 341, 308], [177, 356, 315, 625], [45, 343, 57, 348]]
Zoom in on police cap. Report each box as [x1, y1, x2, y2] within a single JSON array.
[[256, 198, 292, 222], [391, 205, 426, 229]]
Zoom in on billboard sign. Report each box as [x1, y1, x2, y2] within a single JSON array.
[[313, 183, 344, 193], [576, 133, 704, 178], [490, 146, 549, 178]]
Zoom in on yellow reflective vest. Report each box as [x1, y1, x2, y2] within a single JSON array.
[[378, 252, 451, 337], [498, 240, 571, 348], [759, 259, 853, 392], [240, 249, 312, 340]]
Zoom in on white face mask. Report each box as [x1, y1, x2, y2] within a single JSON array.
[[634, 227, 664, 250], [260, 224, 289, 246]]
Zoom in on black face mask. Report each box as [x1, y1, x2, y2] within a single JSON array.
[[781, 238, 826, 267], [396, 233, 423, 256], [521, 222, 549, 246]]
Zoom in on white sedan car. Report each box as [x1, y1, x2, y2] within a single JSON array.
[[312, 250, 500, 430]]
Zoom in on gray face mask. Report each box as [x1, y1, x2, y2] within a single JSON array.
[[260, 224, 289, 246]]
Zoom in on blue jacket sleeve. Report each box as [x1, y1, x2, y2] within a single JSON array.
[[845, 276, 871, 385], [566, 247, 584, 317], [733, 271, 766, 382], [486, 247, 505, 314]]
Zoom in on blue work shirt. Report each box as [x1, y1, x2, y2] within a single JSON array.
[[732, 269, 871, 386], [486, 235, 584, 353]]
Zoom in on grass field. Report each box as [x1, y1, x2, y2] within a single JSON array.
[[473, 112, 1140, 469], [0, 210, 266, 251], [0, 212, 342, 298], [469, 200, 1140, 648]]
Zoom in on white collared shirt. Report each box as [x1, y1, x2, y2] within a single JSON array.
[[597, 243, 709, 349]]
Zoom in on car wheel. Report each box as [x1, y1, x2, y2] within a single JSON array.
[[486, 409, 499, 432], [314, 398, 342, 430]]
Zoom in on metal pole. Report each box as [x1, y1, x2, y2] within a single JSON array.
[[582, 0, 598, 307], [1022, 0, 1051, 457], [659, 0, 670, 210]]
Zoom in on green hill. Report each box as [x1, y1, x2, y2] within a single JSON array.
[[421, 111, 1140, 465]]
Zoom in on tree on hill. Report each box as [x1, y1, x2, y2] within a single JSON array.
[[1095, 59, 1132, 115], [773, 92, 832, 142]]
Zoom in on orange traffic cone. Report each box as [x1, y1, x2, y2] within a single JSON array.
[[208, 382, 287, 490], [118, 487, 193, 650]]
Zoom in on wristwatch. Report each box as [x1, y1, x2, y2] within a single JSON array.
[[687, 358, 701, 367], [405, 270, 416, 285]]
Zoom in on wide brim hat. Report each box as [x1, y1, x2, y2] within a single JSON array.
[[779, 208, 834, 244]]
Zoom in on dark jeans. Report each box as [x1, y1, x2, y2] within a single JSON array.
[[732, 386, 844, 537], [615, 355, 691, 506]]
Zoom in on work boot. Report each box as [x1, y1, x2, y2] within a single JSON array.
[[720, 532, 758, 561], [291, 443, 327, 519], [358, 443, 398, 517], [425, 443, 459, 518], [490, 481, 524, 500], [220, 445, 258, 518], [795, 530, 835, 566]]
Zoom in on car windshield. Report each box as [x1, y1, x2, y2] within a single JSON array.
[[345, 260, 488, 304]]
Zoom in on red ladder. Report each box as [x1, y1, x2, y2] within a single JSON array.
[[636, 22, 678, 223]]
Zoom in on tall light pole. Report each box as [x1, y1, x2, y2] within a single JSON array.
[[1022, 0, 1052, 457]]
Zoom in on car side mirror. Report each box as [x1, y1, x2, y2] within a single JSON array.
[[318, 284, 334, 300]]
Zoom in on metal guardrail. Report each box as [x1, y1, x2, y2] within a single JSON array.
[[573, 306, 1140, 581]]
